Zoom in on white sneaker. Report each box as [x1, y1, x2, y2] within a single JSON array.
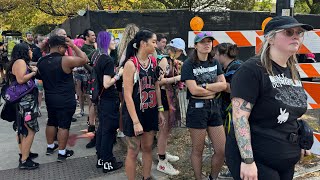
[[166, 152, 179, 162], [117, 131, 125, 138], [157, 159, 179, 175]]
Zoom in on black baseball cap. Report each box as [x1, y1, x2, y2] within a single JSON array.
[[264, 16, 313, 35]]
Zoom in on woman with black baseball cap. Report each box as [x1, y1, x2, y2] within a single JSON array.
[[225, 16, 313, 180]]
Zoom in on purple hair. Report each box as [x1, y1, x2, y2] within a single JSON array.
[[97, 31, 112, 54]]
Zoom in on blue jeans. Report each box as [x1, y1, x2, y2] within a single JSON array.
[[96, 98, 120, 161]]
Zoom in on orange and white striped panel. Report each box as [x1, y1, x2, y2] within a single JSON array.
[[311, 132, 320, 155], [302, 81, 320, 109], [188, 31, 261, 48], [297, 63, 320, 78]]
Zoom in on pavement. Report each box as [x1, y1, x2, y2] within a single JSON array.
[[0, 103, 130, 180]]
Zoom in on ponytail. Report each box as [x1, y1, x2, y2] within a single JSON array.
[[123, 39, 138, 67]]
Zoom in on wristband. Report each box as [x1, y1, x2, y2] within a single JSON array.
[[158, 107, 164, 112], [114, 74, 120, 81], [157, 105, 164, 109]]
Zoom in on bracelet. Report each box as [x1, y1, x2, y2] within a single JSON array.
[[157, 105, 164, 109], [113, 77, 117, 82], [133, 122, 140, 125], [158, 107, 164, 112]]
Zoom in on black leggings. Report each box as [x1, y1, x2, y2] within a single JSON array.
[[226, 133, 300, 180]]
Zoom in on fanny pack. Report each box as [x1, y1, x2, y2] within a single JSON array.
[[298, 120, 314, 150], [251, 120, 314, 150], [1, 79, 35, 103]]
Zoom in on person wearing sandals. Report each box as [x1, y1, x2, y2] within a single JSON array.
[[6, 43, 40, 169], [226, 16, 313, 180], [123, 30, 165, 180], [156, 38, 186, 175], [181, 32, 227, 180]]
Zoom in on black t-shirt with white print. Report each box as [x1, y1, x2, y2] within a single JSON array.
[[230, 57, 307, 159], [181, 58, 223, 99]]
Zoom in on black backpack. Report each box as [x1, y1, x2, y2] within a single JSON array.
[[88, 50, 103, 104]]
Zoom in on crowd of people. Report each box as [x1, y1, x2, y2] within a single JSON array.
[[0, 16, 315, 180]]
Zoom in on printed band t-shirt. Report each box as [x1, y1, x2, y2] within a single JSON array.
[[181, 58, 223, 99], [230, 57, 307, 159]]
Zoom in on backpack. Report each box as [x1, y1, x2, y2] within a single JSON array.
[[88, 50, 103, 104]]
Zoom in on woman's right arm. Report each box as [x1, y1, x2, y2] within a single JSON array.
[[13, 59, 36, 84], [232, 97, 258, 180]]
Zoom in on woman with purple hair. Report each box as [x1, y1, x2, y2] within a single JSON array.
[[94, 31, 124, 173]]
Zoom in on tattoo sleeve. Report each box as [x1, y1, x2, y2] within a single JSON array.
[[232, 98, 254, 159]]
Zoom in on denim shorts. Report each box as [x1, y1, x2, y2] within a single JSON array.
[[186, 98, 223, 129]]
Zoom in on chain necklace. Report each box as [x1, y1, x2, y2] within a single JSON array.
[[137, 56, 149, 67]]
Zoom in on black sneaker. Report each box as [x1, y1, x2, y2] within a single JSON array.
[[103, 157, 123, 173], [86, 135, 96, 148], [19, 152, 38, 160], [19, 157, 39, 170], [96, 159, 104, 168], [57, 149, 74, 162], [46, 144, 59, 155]]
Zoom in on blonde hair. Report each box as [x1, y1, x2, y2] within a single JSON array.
[[259, 30, 299, 81], [117, 24, 139, 62]]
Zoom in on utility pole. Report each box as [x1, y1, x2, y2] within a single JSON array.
[[276, 0, 294, 16]]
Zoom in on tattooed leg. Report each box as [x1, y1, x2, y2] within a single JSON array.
[[125, 136, 141, 180]]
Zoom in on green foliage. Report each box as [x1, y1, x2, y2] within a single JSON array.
[[226, 0, 256, 11], [254, 0, 273, 11]]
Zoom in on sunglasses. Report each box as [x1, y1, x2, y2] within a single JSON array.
[[197, 32, 213, 38], [275, 28, 305, 37]]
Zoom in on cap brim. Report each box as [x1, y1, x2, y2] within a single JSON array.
[[278, 23, 314, 31], [195, 36, 215, 43], [182, 49, 187, 56]]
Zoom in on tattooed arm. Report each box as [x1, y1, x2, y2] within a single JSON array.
[[232, 97, 258, 180]]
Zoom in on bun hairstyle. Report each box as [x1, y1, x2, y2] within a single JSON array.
[[215, 43, 239, 59], [123, 29, 155, 66]]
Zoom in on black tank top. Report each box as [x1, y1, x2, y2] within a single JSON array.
[[37, 52, 76, 109]]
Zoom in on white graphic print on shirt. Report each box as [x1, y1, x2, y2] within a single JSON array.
[[193, 65, 218, 84], [269, 73, 307, 124], [277, 108, 289, 124]]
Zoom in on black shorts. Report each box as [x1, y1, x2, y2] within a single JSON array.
[[161, 89, 169, 111], [47, 108, 76, 129], [186, 98, 223, 129], [123, 104, 158, 137]]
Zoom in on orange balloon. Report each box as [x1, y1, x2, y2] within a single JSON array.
[[190, 16, 204, 31], [261, 17, 272, 31]]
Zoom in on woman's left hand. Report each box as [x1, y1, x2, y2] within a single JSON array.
[[301, 149, 312, 157], [158, 112, 166, 128]]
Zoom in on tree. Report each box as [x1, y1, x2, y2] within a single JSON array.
[[152, 0, 225, 11], [226, 0, 256, 11], [0, 0, 24, 13], [294, 0, 320, 14], [254, 0, 273, 11]]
